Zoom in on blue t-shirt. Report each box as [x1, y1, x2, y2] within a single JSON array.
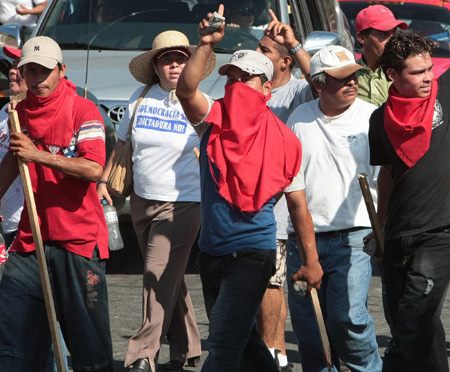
[[198, 127, 277, 256]]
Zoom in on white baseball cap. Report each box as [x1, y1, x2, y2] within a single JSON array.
[[18, 36, 63, 69], [310, 45, 367, 79], [218, 50, 273, 81]]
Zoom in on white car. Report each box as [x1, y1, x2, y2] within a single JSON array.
[[0, 0, 353, 124], [0, 0, 353, 217]]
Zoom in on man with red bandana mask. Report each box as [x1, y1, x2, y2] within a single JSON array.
[[0, 36, 113, 372], [370, 31, 450, 372], [176, 5, 322, 372]]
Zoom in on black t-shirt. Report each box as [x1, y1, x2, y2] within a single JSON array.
[[369, 69, 450, 241]]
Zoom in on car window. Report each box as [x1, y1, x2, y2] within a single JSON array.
[[340, 1, 450, 58], [37, 0, 279, 52]]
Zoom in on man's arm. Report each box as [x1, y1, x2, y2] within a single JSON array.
[[9, 132, 103, 183], [176, 5, 225, 124], [0, 151, 19, 200], [16, 1, 48, 16], [265, 9, 311, 82], [286, 189, 322, 293]]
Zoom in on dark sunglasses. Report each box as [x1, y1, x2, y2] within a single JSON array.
[[237, 7, 255, 16]]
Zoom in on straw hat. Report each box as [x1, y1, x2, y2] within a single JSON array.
[[129, 30, 216, 85]]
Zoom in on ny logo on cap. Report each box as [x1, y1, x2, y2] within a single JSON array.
[[335, 51, 349, 62], [34, 46, 40, 51]]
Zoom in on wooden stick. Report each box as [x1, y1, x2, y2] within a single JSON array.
[[358, 173, 384, 257], [194, 147, 200, 164], [9, 110, 66, 372], [294, 248, 332, 371]]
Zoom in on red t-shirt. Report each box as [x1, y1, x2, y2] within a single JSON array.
[[11, 94, 109, 259]]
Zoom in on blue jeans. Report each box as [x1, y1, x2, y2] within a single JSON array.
[[198, 248, 278, 372], [0, 243, 113, 372], [287, 228, 382, 372], [382, 230, 450, 372]]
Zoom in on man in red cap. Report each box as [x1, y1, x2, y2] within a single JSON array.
[[354, 4, 408, 338], [355, 5, 408, 107]]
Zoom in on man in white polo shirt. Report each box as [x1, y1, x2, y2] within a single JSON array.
[[286, 45, 382, 372]]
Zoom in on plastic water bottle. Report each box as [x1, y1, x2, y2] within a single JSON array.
[[101, 199, 124, 251], [0, 233, 6, 277]]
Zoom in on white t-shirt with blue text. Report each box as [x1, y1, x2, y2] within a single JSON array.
[[116, 85, 201, 202]]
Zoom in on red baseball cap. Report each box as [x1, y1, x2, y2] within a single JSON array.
[[3, 46, 21, 60], [355, 5, 408, 33]]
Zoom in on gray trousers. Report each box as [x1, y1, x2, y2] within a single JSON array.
[[125, 193, 201, 371]]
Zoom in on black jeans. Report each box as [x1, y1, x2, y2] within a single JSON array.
[[198, 248, 278, 372], [382, 229, 450, 372], [0, 243, 113, 372]]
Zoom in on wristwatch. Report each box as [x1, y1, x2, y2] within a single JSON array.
[[288, 43, 303, 55]]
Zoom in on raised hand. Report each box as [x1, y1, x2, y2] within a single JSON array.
[[198, 4, 226, 47], [264, 9, 299, 48]]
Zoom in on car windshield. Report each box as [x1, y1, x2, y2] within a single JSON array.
[[38, 0, 277, 52], [340, 1, 450, 58]]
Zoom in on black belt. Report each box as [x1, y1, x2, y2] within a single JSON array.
[[289, 226, 368, 240]]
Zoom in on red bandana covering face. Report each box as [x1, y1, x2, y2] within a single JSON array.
[[17, 78, 76, 149], [384, 79, 438, 168], [206, 82, 302, 212]]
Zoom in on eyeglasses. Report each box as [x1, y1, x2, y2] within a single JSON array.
[[236, 7, 255, 16]]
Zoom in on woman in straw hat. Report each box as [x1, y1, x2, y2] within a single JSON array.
[[97, 30, 216, 372]]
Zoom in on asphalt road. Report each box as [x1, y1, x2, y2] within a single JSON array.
[[99, 222, 450, 372]]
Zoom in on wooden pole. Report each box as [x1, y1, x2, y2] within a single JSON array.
[[358, 173, 384, 257], [8, 109, 66, 372], [293, 250, 332, 371]]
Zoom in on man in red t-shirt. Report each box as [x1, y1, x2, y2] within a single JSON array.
[[0, 36, 113, 372]]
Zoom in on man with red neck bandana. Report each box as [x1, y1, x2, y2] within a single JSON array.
[[369, 31, 450, 372], [0, 36, 113, 372], [176, 5, 322, 372]]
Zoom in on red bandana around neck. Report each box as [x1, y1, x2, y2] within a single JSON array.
[[17, 78, 77, 149], [384, 80, 438, 168], [206, 82, 302, 212]]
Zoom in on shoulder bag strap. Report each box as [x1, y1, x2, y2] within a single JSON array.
[[126, 85, 151, 140]]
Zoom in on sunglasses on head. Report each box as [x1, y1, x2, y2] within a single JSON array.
[[237, 7, 255, 16]]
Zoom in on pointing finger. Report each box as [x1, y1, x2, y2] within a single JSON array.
[[218, 3, 224, 17], [268, 9, 278, 22]]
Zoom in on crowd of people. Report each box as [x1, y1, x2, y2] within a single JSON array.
[[0, 3, 449, 372]]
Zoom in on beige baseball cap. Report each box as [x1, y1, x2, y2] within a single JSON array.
[[18, 36, 63, 69], [218, 50, 273, 81], [310, 45, 367, 79]]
